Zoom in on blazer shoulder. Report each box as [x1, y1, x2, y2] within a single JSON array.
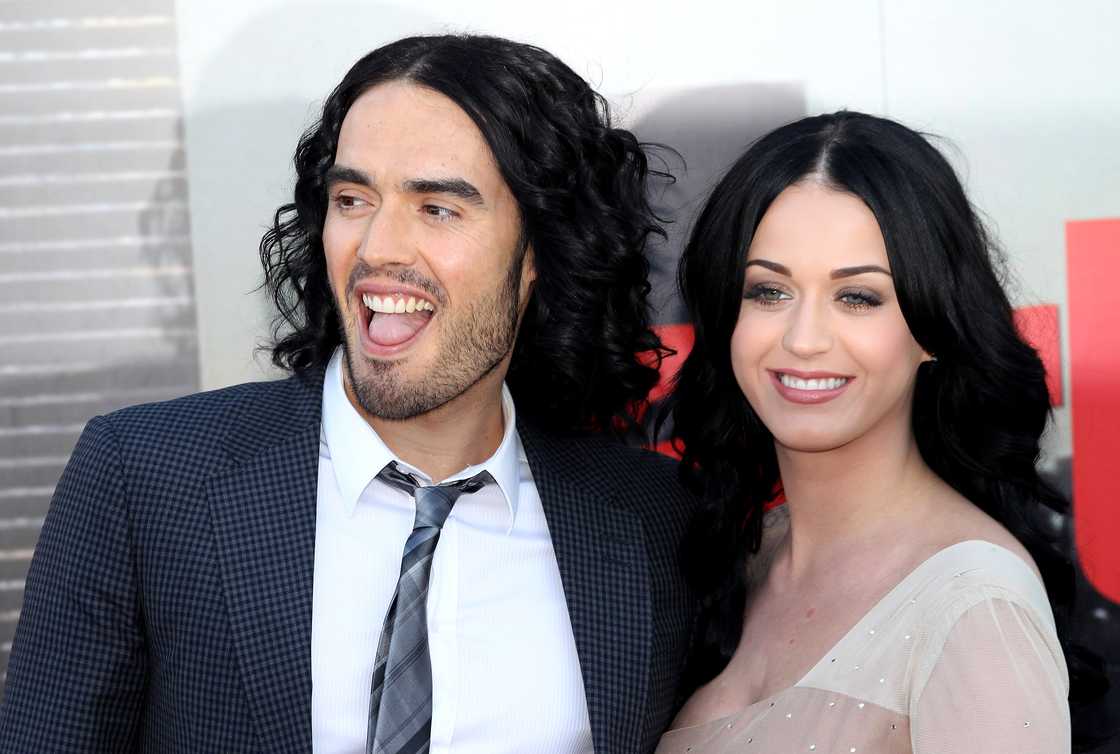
[[544, 429, 697, 513], [572, 433, 680, 479], [611, 440, 698, 516], [94, 369, 323, 474]]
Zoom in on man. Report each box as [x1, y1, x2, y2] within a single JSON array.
[[0, 35, 697, 754]]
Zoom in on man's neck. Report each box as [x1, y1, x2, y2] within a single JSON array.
[[344, 371, 508, 482]]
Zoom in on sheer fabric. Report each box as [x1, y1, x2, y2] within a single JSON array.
[[656, 540, 1069, 753]]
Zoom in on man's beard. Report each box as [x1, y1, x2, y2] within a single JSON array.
[[337, 254, 525, 422]]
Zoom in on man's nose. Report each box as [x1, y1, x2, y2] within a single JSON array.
[[356, 201, 419, 268], [781, 299, 833, 358]]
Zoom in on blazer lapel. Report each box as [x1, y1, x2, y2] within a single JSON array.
[[206, 370, 323, 754], [519, 422, 652, 754]]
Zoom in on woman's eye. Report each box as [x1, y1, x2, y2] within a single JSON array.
[[744, 284, 790, 305], [838, 289, 883, 309]]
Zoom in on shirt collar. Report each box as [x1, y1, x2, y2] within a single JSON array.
[[321, 348, 522, 528]]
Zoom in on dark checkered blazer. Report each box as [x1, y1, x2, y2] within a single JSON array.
[[0, 367, 699, 754]]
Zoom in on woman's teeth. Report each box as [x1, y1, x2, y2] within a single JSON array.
[[779, 374, 849, 391], [362, 293, 434, 314]]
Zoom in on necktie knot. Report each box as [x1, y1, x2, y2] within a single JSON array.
[[376, 462, 492, 532]]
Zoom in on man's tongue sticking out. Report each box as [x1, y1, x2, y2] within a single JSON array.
[[367, 310, 430, 347]]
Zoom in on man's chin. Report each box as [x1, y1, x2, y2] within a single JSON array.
[[349, 352, 398, 378], [340, 346, 434, 422]]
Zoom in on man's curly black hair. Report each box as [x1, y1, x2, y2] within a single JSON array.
[[260, 34, 669, 433]]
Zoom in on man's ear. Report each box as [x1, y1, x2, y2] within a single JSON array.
[[519, 244, 537, 299]]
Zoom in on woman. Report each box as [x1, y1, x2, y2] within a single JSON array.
[[657, 112, 1090, 752]]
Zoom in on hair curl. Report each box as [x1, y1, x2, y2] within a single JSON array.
[[667, 111, 1109, 749], [260, 34, 669, 433]]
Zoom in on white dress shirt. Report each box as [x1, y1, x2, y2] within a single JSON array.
[[311, 349, 593, 753]]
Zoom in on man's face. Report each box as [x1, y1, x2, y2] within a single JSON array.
[[323, 81, 535, 421]]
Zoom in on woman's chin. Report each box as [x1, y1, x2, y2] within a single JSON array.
[[772, 429, 855, 455]]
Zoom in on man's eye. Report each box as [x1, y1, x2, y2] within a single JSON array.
[[333, 194, 366, 211], [423, 205, 457, 222]]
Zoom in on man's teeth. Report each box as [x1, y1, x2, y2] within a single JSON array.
[[361, 293, 434, 314], [779, 374, 849, 391]]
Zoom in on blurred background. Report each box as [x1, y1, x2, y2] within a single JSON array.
[[1, 0, 1117, 745]]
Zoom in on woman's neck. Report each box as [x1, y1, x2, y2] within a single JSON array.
[[771, 418, 943, 587]]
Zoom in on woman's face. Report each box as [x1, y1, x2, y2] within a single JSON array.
[[730, 181, 930, 454]]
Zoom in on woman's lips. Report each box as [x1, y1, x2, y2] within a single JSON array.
[[769, 370, 853, 404]]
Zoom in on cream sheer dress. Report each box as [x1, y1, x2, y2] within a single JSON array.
[[656, 540, 1070, 754]]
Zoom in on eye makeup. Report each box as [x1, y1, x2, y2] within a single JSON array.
[[743, 283, 791, 305], [836, 287, 884, 309]]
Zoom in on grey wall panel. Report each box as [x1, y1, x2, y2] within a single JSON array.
[[0, 0, 198, 682]]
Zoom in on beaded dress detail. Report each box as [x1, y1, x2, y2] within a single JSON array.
[[656, 541, 1070, 754]]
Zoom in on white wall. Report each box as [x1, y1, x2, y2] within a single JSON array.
[[174, 0, 1120, 461], [881, 0, 1120, 462]]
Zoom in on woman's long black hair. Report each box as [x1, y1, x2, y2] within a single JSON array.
[[260, 34, 668, 432], [667, 111, 1108, 748]]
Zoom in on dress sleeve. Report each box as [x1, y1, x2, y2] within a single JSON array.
[[911, 596, 1070, 754]]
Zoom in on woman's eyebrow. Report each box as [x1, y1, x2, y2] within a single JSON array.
[[830, 265, 892, 279], [745, 259, 791, 275]]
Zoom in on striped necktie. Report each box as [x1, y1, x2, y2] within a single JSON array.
[[367, 462, 492, 754]]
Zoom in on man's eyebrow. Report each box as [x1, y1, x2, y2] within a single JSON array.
[[325, 165, 372, 188], [403, 178, 484, 206], [830, 265, 892, 279], [745, 259, 791, 275], [324, 169, 486, 207]]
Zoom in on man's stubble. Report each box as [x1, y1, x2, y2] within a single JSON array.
[[336, 249, 526, 422]]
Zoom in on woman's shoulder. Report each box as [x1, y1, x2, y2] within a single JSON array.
[[928, 534, 1039, 581], [902, 539, 1067, 694], [902, 540, 1071, 748], [802, 539, 1067, 719], [809, 538, 1058, 678], [900, 487, 1050, 620], [790, 538, 1058, 711], [906, 539, 1054, 631]]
